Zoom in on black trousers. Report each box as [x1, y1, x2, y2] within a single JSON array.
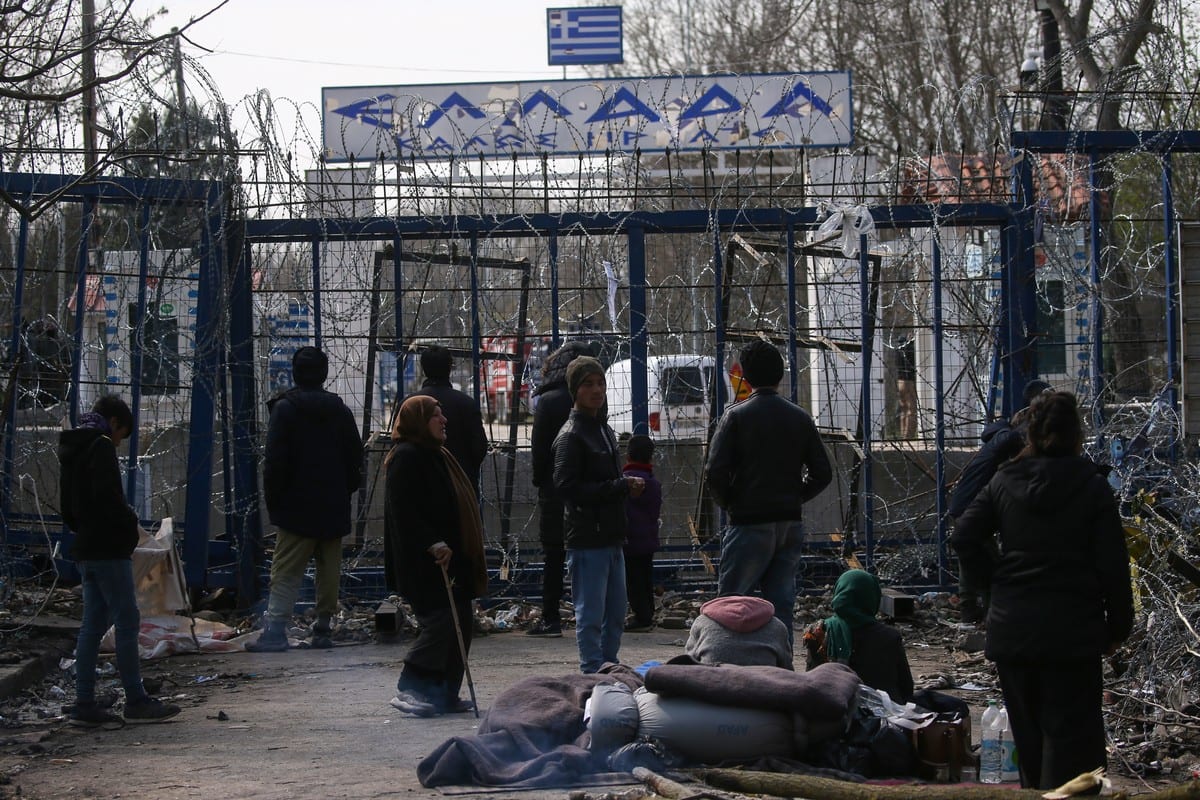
[[401, 589, 473, 701], [624, 553, 655, 626], [996, 657, 1107, 790], [539, 498, 566, 622]]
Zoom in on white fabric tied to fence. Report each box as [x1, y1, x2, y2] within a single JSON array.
[[815, 201, 876, 257]]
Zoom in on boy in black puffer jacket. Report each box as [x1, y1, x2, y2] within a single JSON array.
[[60, 394, 180, 726]]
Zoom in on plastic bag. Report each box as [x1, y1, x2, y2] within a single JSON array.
[[815, 201, 875, 257], [857, 685, 935, 731], [806, 706, 916, 777]]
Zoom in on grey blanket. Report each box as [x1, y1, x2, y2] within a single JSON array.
[[643, 661, 861, 721], [417, 664, 643, 788], [417, 661, 860, 788]]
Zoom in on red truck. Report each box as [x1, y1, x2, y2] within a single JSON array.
[[478, 335, 538, 423]]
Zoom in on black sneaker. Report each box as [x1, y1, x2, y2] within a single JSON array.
[[526, 619, 563, 637], [245, 625, 290, 652], [625, 622, 655, 633], [67, 702, 125, 729], [309, 633, 334, 649], [124, 697, 181, 724]]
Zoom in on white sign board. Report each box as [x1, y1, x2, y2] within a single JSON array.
[[322, 72, 852, 162]]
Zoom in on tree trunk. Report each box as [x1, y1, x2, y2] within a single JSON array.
[[695, 768, 1200, 800]]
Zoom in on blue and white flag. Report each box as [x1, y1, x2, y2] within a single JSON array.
[[547, 6, 623, 66]]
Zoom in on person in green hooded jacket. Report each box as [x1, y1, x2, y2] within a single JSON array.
[[802, 569, 914, 703]]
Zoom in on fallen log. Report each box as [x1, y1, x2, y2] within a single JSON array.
[[695, 769, 1200, 800], [632, 766, 741, 800]]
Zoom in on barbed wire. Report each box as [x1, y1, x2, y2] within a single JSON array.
[[2, 31, 1200, 770]]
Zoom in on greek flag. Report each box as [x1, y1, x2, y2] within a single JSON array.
[[547, 6, 624, 66]]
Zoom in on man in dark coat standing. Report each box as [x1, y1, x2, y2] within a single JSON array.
[[947, 378, 1050, 623], [704, 339, 833, 652], [526, 341, 591, 637], [249, 346, 363, 652], [412, 344, 489, 497]]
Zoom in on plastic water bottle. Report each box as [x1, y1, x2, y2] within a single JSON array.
[[979, 700, 1003, 784], [999, 706, 1020, 782]]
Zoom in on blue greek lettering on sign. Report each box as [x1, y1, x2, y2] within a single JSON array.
[[322, 72, 852, 162]]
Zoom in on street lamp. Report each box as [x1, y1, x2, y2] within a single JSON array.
[[1033, 0, 1068, 130], [1020, 47, 1040, 90]]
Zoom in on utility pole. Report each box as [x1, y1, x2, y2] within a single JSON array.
[[81, 0, 98, 173], [171, 28, 191, 153]]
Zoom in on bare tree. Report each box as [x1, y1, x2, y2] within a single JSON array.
[[619, 0, 816, 76], [817, 1, 1029, 154], [1044, 0, 1166, 129], [0, 0, 228, 205], [1036, 0, 1193, 393], [619, 0, 1194, 395], [619, 0, 1029, 154]]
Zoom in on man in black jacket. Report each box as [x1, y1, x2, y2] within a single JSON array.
[[704, 339, 833, 652], [249, 347, 363, 652], [412, 345, 488, 497], [553, 356, 644, 672], [60, 394, 181, 726], [947, 378, 1050, 624], [526, 341, 590, 637]]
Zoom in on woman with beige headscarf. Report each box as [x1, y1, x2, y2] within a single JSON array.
[[384, 395, 487, 717]]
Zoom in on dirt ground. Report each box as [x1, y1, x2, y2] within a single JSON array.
[[0, 600, 1187, 800]]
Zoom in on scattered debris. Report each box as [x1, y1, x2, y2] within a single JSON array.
[[4, 566, 1200, 791]]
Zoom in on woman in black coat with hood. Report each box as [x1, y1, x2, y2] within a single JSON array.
[[384, 395, 488, 716], [952, 391, 1133, 790]]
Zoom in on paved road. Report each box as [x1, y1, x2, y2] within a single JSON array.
[[9, 626, 695, 800]]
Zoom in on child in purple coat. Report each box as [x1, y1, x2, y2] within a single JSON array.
[[623, 435, 663, 631]]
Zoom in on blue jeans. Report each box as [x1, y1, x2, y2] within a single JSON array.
[[568, 545, 626, 674], [717, 520, 805, 651], [74, 559, 147, 704]]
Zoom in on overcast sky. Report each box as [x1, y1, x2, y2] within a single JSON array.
[[144, 0, 588, 109]]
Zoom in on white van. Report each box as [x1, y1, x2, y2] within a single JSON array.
[[606, 354, 730, 441]]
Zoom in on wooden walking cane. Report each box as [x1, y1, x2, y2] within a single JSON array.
[[441, 564, 480, 718]]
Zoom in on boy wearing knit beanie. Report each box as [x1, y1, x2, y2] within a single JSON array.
[[552, 356, 646, 673]]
